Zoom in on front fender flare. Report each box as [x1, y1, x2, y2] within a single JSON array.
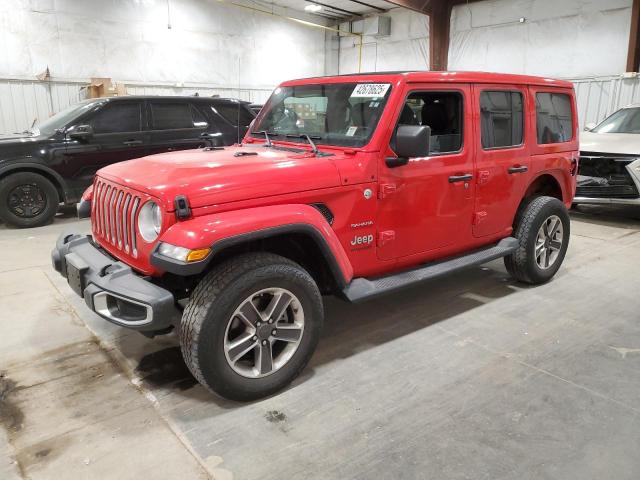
[[151, 204, 354, 286]]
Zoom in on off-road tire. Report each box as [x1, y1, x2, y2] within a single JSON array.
[[504, 196, 570, 284], [180, 253, 324, 401], [0, 172, 59, 228]]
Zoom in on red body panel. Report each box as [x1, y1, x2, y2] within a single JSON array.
[[159, 204, 354, 282], [89, 71, 578, 281]]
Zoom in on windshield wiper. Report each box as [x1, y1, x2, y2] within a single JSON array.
[[285, 134, 321, 155], [253, 130, 277, 147]]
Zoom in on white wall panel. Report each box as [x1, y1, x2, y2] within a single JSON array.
[[338, 9, 429, 74], [0, 78, 84, 135], [449, 0, 633, 78], [572, 75, 640, 129], [0, 0, 326, 91]]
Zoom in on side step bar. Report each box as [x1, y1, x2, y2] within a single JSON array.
[[342, 237, 519, 303]]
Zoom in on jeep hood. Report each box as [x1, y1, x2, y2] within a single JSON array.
[[98, 146, 342, 209], [580, 131, 640, 156]]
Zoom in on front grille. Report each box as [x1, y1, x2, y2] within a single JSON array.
[[577, 154, 639, 199], [575, 185, 639, 199], [92, 178, 142, 257]]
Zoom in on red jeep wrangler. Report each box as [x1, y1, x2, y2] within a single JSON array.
[[53, 72, 578, 400]]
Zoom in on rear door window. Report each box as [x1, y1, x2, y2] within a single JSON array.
[[150, 103, 206, 130], [90, 102, 142, 134], [536, 93, 573, 144], [480, 91, 523, 149]]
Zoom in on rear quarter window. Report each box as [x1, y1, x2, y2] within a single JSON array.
[[212, 103, 254, 127], [536, 93, 573, 144]]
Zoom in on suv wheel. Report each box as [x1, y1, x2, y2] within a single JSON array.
[[180, 253, 323, 401], [504, 196, 570, 284], [0, 172, 59, 228]]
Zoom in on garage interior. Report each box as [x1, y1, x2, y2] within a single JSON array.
[[1, 0, 640, 479]]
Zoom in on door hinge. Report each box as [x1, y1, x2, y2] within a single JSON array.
[[473, 211, 488, 225], [378, 183, 396, 199], [377, 230, 395, 247]]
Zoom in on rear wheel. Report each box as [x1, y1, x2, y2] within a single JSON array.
[[180, 253, 323, 401], [504, 196, 570, 284], [0, 172, 59, 228]]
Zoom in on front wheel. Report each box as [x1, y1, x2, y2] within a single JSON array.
[[504, 196, 570, 284], [180, 253, 323, 401], [0, 172, 59, 228]]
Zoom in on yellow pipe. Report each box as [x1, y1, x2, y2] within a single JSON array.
[[213, 0, 364, 73]]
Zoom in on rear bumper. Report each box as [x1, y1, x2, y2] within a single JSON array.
[[51, 233, 181, 332]]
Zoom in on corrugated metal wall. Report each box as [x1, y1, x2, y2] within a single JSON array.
[[0, 79, 84, 135], [572, 75, 640, 129], [2, 75, 640, 136], [0, 78, 273, 135]]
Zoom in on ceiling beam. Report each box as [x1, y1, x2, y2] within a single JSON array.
[[304, 0, 361, 16], [343, 0, 387, 13]]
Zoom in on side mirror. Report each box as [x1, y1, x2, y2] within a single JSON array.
[[584, 122, 596, 132], [386, 125, 431, 168], [68, 124, 94, 140]]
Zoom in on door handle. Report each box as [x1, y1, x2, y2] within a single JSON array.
[[449, 174, 472, 183], [508, 165, 528, 174], [123, 139, 143, 146]]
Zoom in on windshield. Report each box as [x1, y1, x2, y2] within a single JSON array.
[[33, 100, 100, 135], [251, 82, 392, 148], [592, 107, 640, 134]]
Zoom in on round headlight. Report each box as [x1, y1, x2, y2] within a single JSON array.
[[138, 201, 162, 242]]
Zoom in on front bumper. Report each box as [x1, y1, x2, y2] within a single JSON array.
[[573, 196, 640, 206], [51, 233, 181, 332], [574, 157, 640, 206]]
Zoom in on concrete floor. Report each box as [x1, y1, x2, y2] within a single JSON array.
[[1, 205, 640, 480]]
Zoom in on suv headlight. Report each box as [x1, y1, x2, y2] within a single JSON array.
[[138, 201, 162, 242]]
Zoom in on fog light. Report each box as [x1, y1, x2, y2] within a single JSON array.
[[158, 243, 210, 263]]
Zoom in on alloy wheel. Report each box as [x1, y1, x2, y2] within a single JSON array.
[[535, 215, 563, 269], [223, 288, 305, 378]]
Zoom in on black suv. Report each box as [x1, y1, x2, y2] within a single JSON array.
[[0, 96, 255, 228]]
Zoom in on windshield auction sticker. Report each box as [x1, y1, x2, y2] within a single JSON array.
[[351, 83, 390, 98]]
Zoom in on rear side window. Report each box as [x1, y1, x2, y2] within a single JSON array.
[[151, 103, 206, 130], [213, 103, 254, 127], [480, 91, 523, 149], [536, 93, 573, 144], [91, 103, 141, 134]]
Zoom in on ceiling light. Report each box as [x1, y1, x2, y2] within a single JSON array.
[[305, 4, 322, 12]]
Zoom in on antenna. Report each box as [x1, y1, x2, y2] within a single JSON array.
[[237, 56, 242, 146]]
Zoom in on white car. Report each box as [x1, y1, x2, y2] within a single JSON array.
[[577, 104, 640, 205]]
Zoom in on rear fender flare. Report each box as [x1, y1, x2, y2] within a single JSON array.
[[151, 204, 354, 286], [525, 169, 568, 203]]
